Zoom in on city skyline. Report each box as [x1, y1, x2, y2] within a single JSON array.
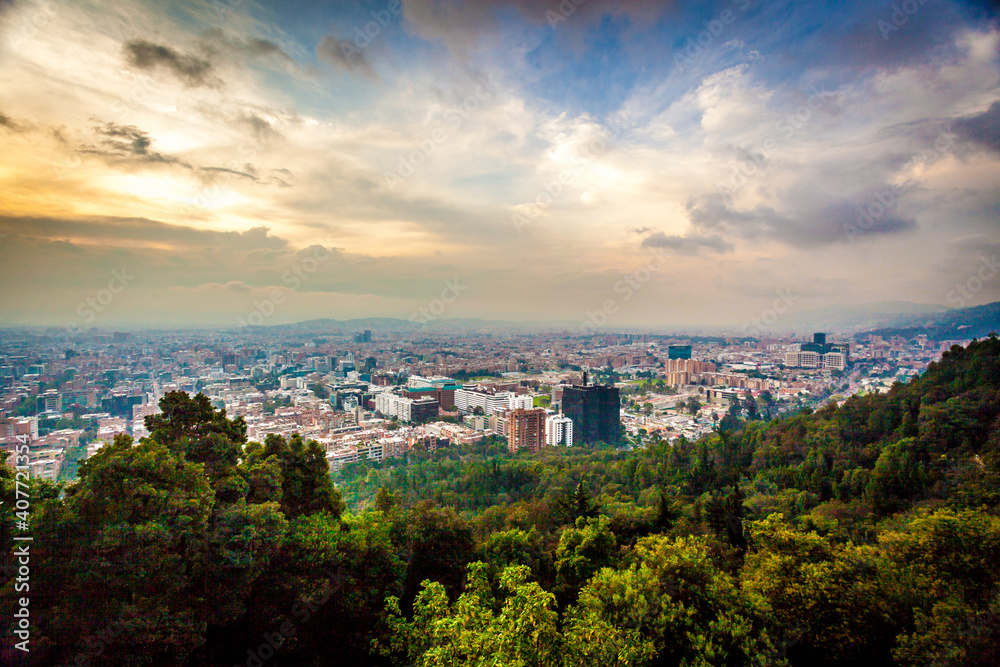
[[1, 0, 999, 330]]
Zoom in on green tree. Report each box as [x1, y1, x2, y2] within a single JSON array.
[[565, 534, 782, 666], [556, 481, 599, 524], [380, 562, 561, 667], [555, 516, 618, 600], [252, 433, 343, 519], [742, 514, 898, 665], [885, 509, 1000, 667]]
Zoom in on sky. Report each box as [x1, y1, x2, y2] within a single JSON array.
[[0, 0, 998, 332]]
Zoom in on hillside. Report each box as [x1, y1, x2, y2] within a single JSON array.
[[862, 301, 1000, 341]]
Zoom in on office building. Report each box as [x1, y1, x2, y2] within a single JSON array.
[[667, 345, 692, 360], [455, 387, 511, 415], [374, 393, 439, 423], [822, 352, 846, 371], [561, 381, 620, 445]]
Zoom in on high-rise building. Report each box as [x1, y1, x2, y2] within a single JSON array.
[[545, 414, 573, 447], [507, 408, 547, 453], [668, 345, 692, 359], [561, 383, 620, 445], [784, 351, 822, 368], [813, 332, 827, 346]]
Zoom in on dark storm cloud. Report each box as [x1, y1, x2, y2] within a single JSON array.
[[640, 231, 733, 254], [124, 39, 219, 88], [686, 193, 917, 247], [953, 101, 1000, 152]]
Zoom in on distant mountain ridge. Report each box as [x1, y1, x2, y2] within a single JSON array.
[[859, 301, 1000, 341], [769, 301, 944, 334]]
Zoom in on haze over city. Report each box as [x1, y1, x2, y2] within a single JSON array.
[[1, 0, 998, 330]]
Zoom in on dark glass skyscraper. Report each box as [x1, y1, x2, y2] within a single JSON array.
[[668, 345, 692, 359], [561, 384, 620, 444]]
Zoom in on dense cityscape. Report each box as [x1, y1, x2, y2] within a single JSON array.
[[0, 325, 960, 489]]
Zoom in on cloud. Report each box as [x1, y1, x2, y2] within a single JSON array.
[[79, 121, 190, 168], [200, 28, 296, 65], [953, 100, 1000, 152], [315, 35, 378, 79], [201, 166, 258, 181], [686, 193, 918, 247], [0, 111, 27, 132], [269, 168, 294, 188], [237, 112, 283, 143], [123, 39, 219, 88], [0, 215, 290, 251], [640, 231, 733, 254]]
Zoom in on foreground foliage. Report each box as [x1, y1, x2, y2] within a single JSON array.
[[1, 337, 999, 665]]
